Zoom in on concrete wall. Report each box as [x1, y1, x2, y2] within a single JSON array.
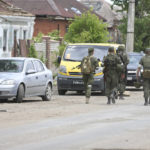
[[35, 39, 60, 75]]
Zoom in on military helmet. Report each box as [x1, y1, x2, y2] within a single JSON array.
[[88, 47, 94, 53], [108, 47, 114, 52], [134, 81, 141, 88], [117, 46, 125, 51]]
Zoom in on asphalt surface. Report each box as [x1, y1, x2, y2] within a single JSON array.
[[0, 87, 150, 150]]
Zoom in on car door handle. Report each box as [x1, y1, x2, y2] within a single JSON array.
[[45, 75, 47, 78], [36, 76, 38, 79]]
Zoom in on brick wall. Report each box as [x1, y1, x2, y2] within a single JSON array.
[[33, 18, 69, 37]]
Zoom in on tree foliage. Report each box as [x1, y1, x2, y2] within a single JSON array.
[[111, 0, 150, 51], [28, 44, 38, 58], [64, 10, 109, 43]]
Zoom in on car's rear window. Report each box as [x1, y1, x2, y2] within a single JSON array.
[[0, 60, 24, 73], [128, 54, 143, 65], [63, 45, 110, 61]]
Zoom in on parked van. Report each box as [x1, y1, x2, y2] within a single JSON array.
[[57, 43, 122, 95]]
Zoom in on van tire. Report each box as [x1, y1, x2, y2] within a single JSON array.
[[58, 90, 66, 95]]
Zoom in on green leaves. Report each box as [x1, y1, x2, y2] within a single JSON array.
[[111, 0, 150, 52], [64, 11, 109, 43]]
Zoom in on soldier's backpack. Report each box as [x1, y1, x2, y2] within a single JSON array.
[[142, 56, 150, 78], [104, 55, 116, 69], [81, 56, 92, 74]]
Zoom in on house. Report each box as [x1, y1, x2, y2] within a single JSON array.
[[5, 0, 105, 37], [0, 0, 35, 57], [80, 0, 125, 43]]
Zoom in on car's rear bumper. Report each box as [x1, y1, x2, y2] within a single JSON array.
[[127, 75, 137, 86], [57, 74, 104, 91]]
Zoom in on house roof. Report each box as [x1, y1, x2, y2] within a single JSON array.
[[4, 0, 105, 20], [0, 0, 33, 16], [80, 0, 124, 27]]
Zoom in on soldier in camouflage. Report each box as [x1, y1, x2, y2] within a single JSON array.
[[81, 47, 99, 104], [103, 47, 122, 104], [137, 48, 150, 106], [117, 46, 129, 100]]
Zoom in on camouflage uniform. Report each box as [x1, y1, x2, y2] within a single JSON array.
[[117, 46, 129, 99], [137, 48, 150, 106], [103, 47, 122, 104], [81, 48, 99, 104]]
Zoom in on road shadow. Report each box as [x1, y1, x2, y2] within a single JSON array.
[[0, 98, 43, 104]]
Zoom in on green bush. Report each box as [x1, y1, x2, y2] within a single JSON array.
[[28, 44, 38, 58], [53, 42, 67, 67], [48, 30, 60, 40], [33, 32, 43, 43]]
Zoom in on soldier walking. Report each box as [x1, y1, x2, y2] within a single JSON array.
[[81, 47, 99, 104], [137, 48, 150, 106], [103, 47, 122, 104], [117, 46, 129, 100]]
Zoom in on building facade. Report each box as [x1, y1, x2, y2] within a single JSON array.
[[5, 0, 105, 37], [0, 0, 35, 57]]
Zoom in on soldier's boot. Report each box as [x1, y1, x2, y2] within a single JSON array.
[[119, 93, 125, 100], [115, 92, 118, 99], [110, 93, 115, 104], [107, 97, 111, 105], [112, 96, 116, 104], [85, 97, 90, 104], [144, 98, 148, 106]]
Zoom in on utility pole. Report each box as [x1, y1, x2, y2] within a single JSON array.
[[126, 0, 135, 52]]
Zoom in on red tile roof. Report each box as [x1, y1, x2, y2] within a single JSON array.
[[4, 0, 105, 20], [0, 0, 33, 16]]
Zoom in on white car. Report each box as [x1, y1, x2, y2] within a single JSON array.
[[0, 57, 53, 103]]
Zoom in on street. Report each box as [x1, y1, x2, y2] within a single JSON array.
[[0, 87, 150, 150]]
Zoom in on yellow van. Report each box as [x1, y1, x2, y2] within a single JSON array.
[[57, 43, 122, 95]]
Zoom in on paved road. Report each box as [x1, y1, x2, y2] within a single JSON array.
[[0, 88, 150, 150]]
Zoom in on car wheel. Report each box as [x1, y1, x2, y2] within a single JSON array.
[[16, 84, 25, 103], [42, 83, 52, 101], [58, 90, 66, 95]]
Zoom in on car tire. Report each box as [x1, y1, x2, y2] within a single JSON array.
[[42, 83, 52, 101], [16, 84, 25, 103], [58, 90, 66, 95]]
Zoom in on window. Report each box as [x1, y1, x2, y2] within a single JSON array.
[[3, 29, 7, 51], [14, 30, 18, 41], [66, 25, 69, 33], [34, 60, 44, 72], [0, 60, 24, 73], [26, 60, 35, 72], [23, 30, 27, 40]]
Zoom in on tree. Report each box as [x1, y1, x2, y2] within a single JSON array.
[[111, 0, 150, 51], [64, 10, 109, 43]]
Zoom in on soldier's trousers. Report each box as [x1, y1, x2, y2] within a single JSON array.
[[143, 78, 150, 99], [82, 74, 94, 98], [118, 73, 126, 94], [105, 74, 118, 97]]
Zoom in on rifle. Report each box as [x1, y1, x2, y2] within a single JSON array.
[[71, 64, 81, 70]]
